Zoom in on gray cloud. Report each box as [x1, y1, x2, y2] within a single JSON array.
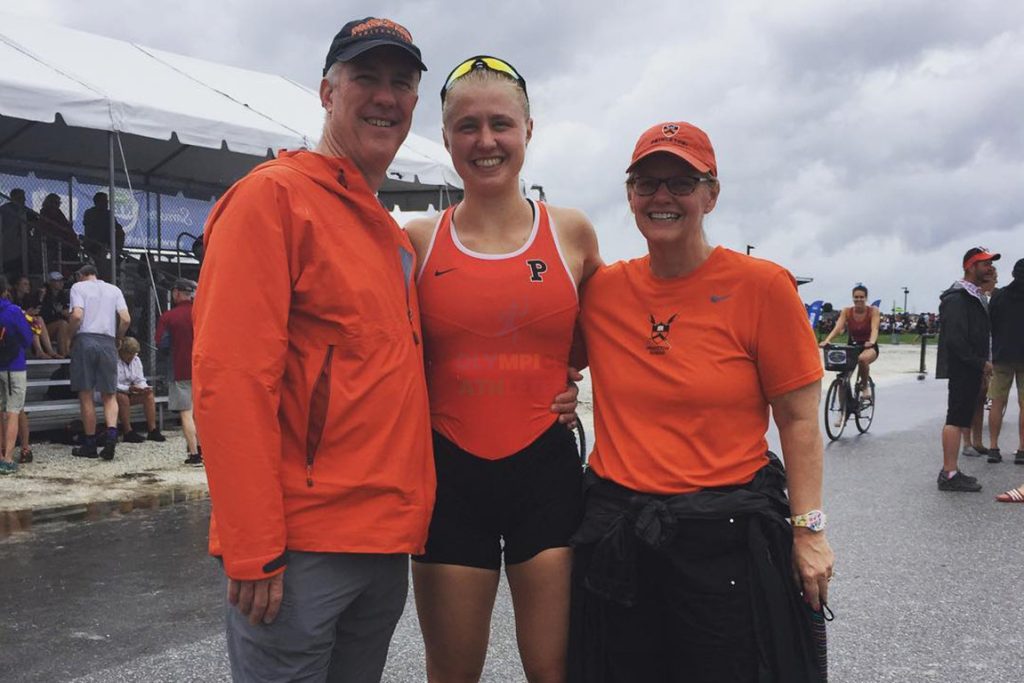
[[11, 0, 1024, 309]]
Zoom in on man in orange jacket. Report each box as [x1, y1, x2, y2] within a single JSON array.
[[193, 18, 435, 681]]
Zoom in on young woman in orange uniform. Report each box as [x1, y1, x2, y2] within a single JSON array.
[[405, 56, 601, 683]]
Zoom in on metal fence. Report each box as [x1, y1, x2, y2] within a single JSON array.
[[0, 169, 216, 256]]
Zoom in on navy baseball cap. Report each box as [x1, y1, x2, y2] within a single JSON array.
[[323, 17, 426, 76]]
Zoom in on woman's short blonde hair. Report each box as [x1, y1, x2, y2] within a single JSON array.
[[120, 336, 140, 357]]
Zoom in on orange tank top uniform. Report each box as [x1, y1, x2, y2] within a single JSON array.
[[417, 201, 578, 459]]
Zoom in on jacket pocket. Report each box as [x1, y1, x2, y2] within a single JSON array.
[[304, 345, 334, 487]]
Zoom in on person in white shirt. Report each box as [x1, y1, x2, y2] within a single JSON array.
[[115, 336, 165, 444], [68, 264, 130, 461]]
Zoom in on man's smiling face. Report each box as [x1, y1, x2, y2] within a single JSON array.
[[321, 46, 421, 182]]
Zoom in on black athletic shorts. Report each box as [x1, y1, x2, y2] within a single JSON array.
[[413, 421, 583, 570], [849, 340, 880, 358], [946, 361, 984, 428]]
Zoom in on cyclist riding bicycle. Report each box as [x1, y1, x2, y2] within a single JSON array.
[[819, 284, 880, 400]]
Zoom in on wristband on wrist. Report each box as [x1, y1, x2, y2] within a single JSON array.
[[791, 509, 827, 532]]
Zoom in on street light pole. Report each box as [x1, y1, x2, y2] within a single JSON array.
[[891, 300, 897, 345], [903, 286, 909, 315]]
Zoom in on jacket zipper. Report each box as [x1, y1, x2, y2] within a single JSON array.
[[305, 345, 334, 487], [408, 308, 419, 345], [393, 239, 420, 347]]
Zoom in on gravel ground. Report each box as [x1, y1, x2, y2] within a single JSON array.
[[0, 342, 936, 516], [0, 431, 206, 514]]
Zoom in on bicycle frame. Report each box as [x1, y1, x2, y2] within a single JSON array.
[[823, 344, 876, 440]]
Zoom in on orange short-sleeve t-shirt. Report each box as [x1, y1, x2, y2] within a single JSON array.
[[580, 247, 823, 494]]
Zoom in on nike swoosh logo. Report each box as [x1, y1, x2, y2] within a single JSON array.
[[710, 294, 731, 303], [434, 268, 458, 277]]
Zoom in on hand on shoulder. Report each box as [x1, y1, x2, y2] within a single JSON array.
[[546, 205, 603, 283], [403, 215, 440, 261]]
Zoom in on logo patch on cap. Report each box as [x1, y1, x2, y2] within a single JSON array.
[[350, 18, 412, 43], [662, 124, 679, 137]]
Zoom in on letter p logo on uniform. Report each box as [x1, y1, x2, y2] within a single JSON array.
[[527, 259, 547, 282]]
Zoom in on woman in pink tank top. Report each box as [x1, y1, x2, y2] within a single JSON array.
[[405, 56, 602, 682], [819, 284, 880, 397]]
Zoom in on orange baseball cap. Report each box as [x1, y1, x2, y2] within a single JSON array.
[[627, 122, 717, 176], [963, 247, 1000, 269]]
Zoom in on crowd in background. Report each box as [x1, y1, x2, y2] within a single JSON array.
[[815, 310, 939, 339], [0, 188, 198, 473], [0, 187, 124, 285]]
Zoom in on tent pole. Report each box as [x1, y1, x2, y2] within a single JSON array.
[[156, 192, 162, 263], [108, 131, 117, 284], [64, 175, 73, 268]]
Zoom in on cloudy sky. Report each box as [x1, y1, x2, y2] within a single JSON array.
[[7, 0, 1024, 311]]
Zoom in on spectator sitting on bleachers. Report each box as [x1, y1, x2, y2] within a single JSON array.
[[0, 189, 38, 277], [82, 192, 125, 274], [115, 336, 165, 444], [38, 193, 81, 255], [0, 275, 35, 475], [13, 275, 60, 359], [39, 271, 71, 357]]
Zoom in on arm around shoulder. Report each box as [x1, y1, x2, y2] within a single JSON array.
[[403, 216, 440, 267], [548, 205, 603, 284]]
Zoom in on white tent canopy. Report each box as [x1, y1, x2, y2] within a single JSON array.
[[0, 12, 461, 194]]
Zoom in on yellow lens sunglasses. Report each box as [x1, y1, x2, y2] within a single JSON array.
[[440, 55, 528, 104]]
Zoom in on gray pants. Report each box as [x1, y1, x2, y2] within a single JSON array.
[[226, 552, 409, 683], [70, 333, 117, 393]]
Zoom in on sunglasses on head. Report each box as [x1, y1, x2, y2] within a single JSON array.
[[440, 55, 528, 104]]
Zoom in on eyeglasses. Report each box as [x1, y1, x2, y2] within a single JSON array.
[[440, 55, 528, 104], [628, 175, 715, 197]]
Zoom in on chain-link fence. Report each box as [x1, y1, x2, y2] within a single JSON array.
[[2, 169, 211, 378], [1, 169, 217, 259]]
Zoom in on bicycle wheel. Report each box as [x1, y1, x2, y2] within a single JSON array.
[[824, 377, 847, 441], [855, 376, 876, 433]]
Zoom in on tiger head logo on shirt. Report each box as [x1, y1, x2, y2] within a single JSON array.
[[647, 313, 678, 355]]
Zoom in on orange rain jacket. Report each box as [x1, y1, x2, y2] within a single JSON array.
[[193, 150, 435, 581]]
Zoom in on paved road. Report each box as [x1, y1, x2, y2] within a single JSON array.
[[1, 375, 1022, 682]]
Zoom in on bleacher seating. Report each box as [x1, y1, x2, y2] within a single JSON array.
[[23, 358, 168, 431]]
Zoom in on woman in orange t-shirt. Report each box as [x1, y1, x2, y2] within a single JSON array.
[[572, 122, 835, 682], [405, 56, 601, 682]]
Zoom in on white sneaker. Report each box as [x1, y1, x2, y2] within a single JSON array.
[[962, 446, 985, 457]]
